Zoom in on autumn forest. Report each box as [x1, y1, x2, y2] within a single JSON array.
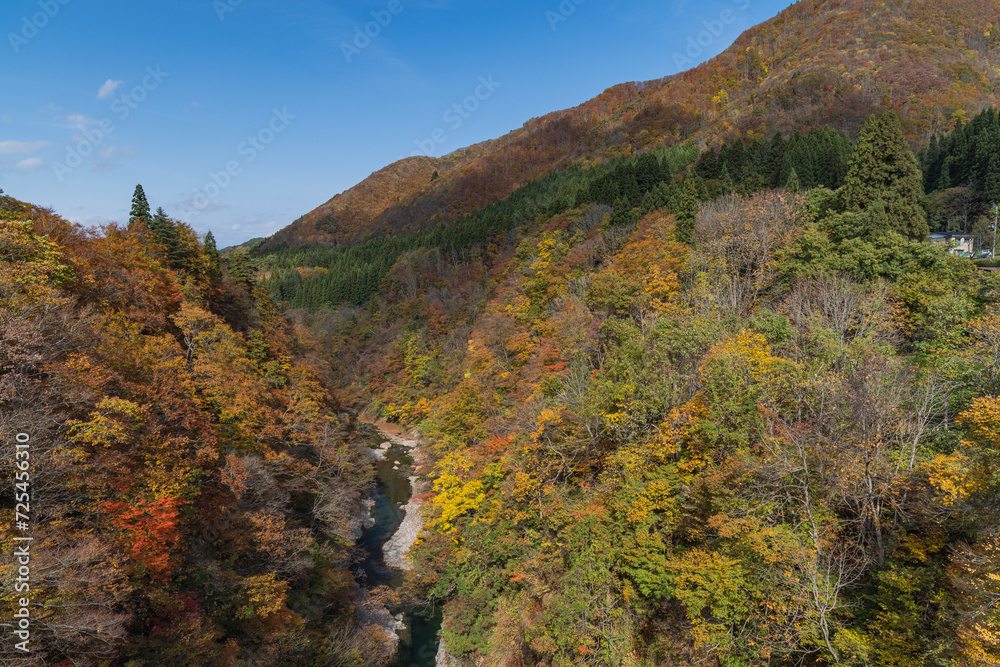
[[4, 0, 1000, 665]]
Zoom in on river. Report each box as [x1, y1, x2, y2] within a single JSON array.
[[355, 421, 442, 666]]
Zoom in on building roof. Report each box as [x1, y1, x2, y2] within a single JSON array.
[[927, 232, 974, 239]]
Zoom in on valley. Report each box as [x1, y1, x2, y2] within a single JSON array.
[[3, 0, 1000, 665]]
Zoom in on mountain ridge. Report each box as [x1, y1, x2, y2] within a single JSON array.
[[261, 0, 1000, 252]]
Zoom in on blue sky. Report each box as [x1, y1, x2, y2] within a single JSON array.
[[0, 0, 795, 247]]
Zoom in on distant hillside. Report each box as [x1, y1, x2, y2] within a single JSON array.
[[261, 0, 1000, 252], [220, 236, 265, 254]]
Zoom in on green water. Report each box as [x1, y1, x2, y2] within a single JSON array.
[[356, 423, 442, 666]]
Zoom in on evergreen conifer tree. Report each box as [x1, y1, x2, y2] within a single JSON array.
[[150, 206, 174, 244], [149, 206, 188, 269], [204, 231, 222, 278], [611, 196, 631, 226], [635, 152, 662, 192], [844, 111, 928, 239], [935, 157, 953, 191], [722, 141, 746, 183], [785, 168, 801, 193], [129, 184, 151, 229], [675, 176, 701, 244], [947, 121, 969, 184], [718, 164, 736, 195], [696, 148, 722, 180], [765, 132, 786, 187], [984, 155, 1000, 206], [795, 135, 819, 187], [226, 250, 255, 286], [640, 190, 660, 213]]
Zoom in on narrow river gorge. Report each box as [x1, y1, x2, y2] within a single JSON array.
[[355, 420, 443, 666]]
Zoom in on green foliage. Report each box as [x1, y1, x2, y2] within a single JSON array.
[[260, 130, 851, 311], [921, 107, 1000, 232], [698, 127, 853, 194], [204, 231, 221, 278], [129, 183, 151, 228], [784, 167, 801, 193], [225, 248, 257, 286], [675, 176, 701, 244], [779, 126, 963, 285], [585, 269, 643, 317], [15, 7, 1000, 663], [148, 206, 196, 272], [259, 143, 699, 310], [748, 308, 794, 346], [348, 112, 1000, 664], [868, 565, 947, 666], [844, 111, 928, 240], [894, 257, 982, 347]]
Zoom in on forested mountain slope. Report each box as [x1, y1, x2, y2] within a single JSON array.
[[262, 0, 1000, 251], [293, 109, 1000, 665], [0, 190, 399, 665], [5, 0, 1000, 664]]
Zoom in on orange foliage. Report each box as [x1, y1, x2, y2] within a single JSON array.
[[102, 495, 187, 580]]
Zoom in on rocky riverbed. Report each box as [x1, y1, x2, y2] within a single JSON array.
[[354, 417, 441, 666], [383, 474, 423, 570], [372, 422, 431, 571]]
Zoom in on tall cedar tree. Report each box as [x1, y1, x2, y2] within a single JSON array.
[[204, 231, 221, 278], [129, 184, 151, 229], [150, 207, 180, 257], [718, 163, 736, 194], [226, 249, 256, 286], [844, 111, 928, 239], [785, 167, 801, 193], [675, 176, 701, 244]]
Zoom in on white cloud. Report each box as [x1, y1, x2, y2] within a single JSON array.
[[97, 79, 123, 100], [16, 157, 45, 171], [0, 140, 49, 155], [66, 113, 102, 128]]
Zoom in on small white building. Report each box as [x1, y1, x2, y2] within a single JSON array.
[[926, 232, 975, 256]]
